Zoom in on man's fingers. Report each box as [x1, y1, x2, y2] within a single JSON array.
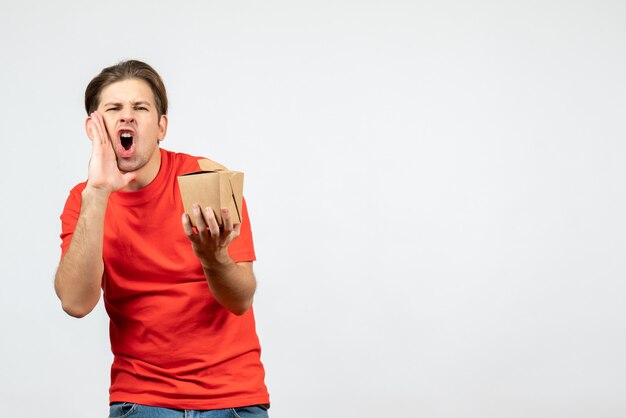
[[187, 204, 238, 246], [86, 112, 114, 150], [96, 113, 109, 146], [88, 113, 105, 146], [91, 111, 110, 146], [204, 206, 220, 237], [121, 172, 138, 186], [221, 208, 233, 232], [222, 208, 241, 238], [191, 204, 208, 235], [182, 213, 193, 235], [89, 113, 102, 144], [182, 213, 199, 242]]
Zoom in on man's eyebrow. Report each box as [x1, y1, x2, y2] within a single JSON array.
[[102, 101, 152, 107]]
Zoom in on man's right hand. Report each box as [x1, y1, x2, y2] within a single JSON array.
[[86, 111, 137, 194]]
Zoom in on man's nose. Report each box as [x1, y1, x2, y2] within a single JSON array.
[[120, 107, 135, 123]]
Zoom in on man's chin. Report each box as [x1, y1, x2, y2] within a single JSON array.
[[116, 157, 142, 174]]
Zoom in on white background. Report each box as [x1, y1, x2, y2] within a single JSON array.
[[1, 1, 625, 417]]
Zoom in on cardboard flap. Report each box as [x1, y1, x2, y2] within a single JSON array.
[[197, 158, 228, 172], [229, 172, 244, 222]]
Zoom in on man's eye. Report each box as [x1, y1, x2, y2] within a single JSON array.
[[135, 106, 148, 111], [106, 108, 120, 112]]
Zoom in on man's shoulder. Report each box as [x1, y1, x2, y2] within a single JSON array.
[[67, 181, 87, 197], [61, 181, 87, 215], [161, 148, 227, 174], [163, 148, 202, 168]]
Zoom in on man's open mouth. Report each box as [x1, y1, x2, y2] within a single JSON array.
[[120, 130, 134, 150]]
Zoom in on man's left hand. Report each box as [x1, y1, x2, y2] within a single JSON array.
[[182, 205, 241, 267]]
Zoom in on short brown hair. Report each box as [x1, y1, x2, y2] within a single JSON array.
[[84, 60, 168, 117]]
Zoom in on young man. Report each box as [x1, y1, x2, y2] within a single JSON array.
[[55, 60, 270, 417]]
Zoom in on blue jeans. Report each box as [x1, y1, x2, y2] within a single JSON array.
[[108, 403, 269, 418]]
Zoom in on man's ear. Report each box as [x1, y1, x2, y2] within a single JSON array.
[[158, 114, 168, 142], [85, 116, 95, 141]]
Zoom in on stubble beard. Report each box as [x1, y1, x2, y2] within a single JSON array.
[[115, 154, 148, 174], [114, 140, 160, 173]]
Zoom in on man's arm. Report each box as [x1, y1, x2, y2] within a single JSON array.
[[182, 205, 256, 315], [55, 112, 136, 318], [54, 189, 108, 317]]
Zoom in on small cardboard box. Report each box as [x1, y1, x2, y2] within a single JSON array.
[[177, 159, 244, 226]]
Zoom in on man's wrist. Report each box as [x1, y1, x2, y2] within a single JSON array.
[[81, 186, 112, 212], [82, 185, 112, 202], [200, 250, 235, 272]]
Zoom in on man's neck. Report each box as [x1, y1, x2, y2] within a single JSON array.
[[122, 148, 162, 191]]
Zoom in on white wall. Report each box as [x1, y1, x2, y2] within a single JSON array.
[[1, 1, 625, 417]]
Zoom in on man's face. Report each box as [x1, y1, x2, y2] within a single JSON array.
[[96, 78, 167, 173]]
